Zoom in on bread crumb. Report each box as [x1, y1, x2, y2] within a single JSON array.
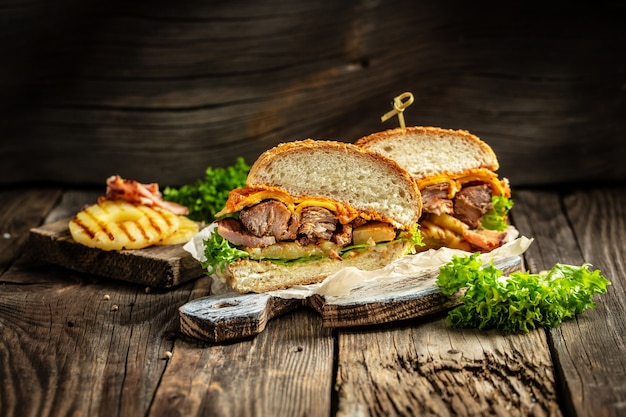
[[103, 294, 110, 300], [164, 351, 173, 359], [111, 304, 119, 311]]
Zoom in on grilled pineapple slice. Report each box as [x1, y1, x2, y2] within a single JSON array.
[[69, 199, 179, 251], [155, 215, 199, 246]]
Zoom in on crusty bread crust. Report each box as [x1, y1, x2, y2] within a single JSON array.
[[246, 139, 422, 228], [355, 127, 499, 179], [227, 240, 412, 293]]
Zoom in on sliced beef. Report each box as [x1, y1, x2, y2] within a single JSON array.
[[216, 218, 276, 248], [298, 206, 337, 241], [239, 200, 298, 240], [421, 183, 453, 215], [453, 184, 493, 229]]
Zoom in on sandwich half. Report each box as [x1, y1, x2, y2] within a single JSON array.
[[356, 126, 513, 253], [203, 139, 423, 293]]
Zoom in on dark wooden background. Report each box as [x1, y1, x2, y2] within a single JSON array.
[[1, 0, 625, 187]]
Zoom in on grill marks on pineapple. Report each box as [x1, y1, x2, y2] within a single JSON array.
[[68, 199, 180, 250], [74, 209, 107, 240]]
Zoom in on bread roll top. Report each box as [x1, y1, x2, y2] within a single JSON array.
[[355, 126, 500, 180], [244, 139, 422, 228]]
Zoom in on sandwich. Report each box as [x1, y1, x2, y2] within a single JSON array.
[[355, 126, 513, 253], [202, 139, 423, 293]]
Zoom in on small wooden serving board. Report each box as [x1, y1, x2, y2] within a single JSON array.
[[179, 255, 523, 343], [28, 218, 205, 288]]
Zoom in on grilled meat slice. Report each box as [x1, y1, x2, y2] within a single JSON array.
[[421, 183, 453, 216], [298, 206, 338, 241], [453, 184, 493, 229], [216, 218, 276, 248], [332, 223, 353, 246], [239, 200, 298, 241]]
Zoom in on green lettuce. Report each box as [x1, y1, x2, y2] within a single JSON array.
[[480, 196, 514, 231], [437, 253, 610, 333], [201, 230, 249, 276], [163, 157, 250, 222]]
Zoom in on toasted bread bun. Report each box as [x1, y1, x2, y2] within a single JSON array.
[[225, 240, 412, 293], [244, 139, 422, 228], [355, 126, 499, 179], [212, 139, 423, 293], [356, 127, 512, 253]]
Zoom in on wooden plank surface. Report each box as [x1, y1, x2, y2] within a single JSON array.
[[335, 319, 562, 417], [25, 188, 206, 288], [512, 187, 626, 417], [0, 189, 189, 416], [0, 258, 194, 417], [29, 218, 205, 288], [1, 186, 624, 417], [2, 1, 625, 187], [151, 308, 335, 417], [0, 188, 198, 417], [0, 188, 62, 273]]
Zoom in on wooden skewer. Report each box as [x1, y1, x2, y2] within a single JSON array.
[[381, 92, 414, 128]]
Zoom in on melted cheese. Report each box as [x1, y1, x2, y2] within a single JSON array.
[[416, 168, 510, 198], [214, 185, 361, 224], [293, 199, 338, 215]]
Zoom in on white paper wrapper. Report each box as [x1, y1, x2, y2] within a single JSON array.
[[183, 222, 215, 264], [184, 224, 533, 299]]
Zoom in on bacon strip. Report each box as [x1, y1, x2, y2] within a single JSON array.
[[462, 228, 507, 252], [101, 175, 189, 215]]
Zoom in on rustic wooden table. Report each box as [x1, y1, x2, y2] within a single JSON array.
[[0, 185, 624, 417]]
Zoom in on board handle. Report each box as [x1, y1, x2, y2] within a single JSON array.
[[179, 292, 303, 343]]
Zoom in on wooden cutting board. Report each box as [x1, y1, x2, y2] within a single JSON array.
[[28, 218, 205, 288], [179, 255, 523, 343]]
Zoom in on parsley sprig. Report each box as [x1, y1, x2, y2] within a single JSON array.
[[437, 253, 610, 333], [163, 157, 250, 222]]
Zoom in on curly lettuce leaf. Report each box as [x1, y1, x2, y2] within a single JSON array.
[[407, 223, 425, 248], [436, 253, 610, 333], [163, 157, 250, 222], [481, 196, 514, 231], [201, 230, 249, 276]]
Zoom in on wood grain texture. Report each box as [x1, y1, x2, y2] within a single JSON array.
[[41, 189, 101, 224], [1, 186, 624, 417], [0, 185, 197, 417], [26, 189, 204, 288], [512, 186, 626, 417], [335, 318, 562, 417], [29, 218, 204, 288], [0, 188, 62, 273], [1, 1, 625, 187], [151, 308, 335, 417], [179, 292, 302, 342], [0, 257, 194, 417]]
